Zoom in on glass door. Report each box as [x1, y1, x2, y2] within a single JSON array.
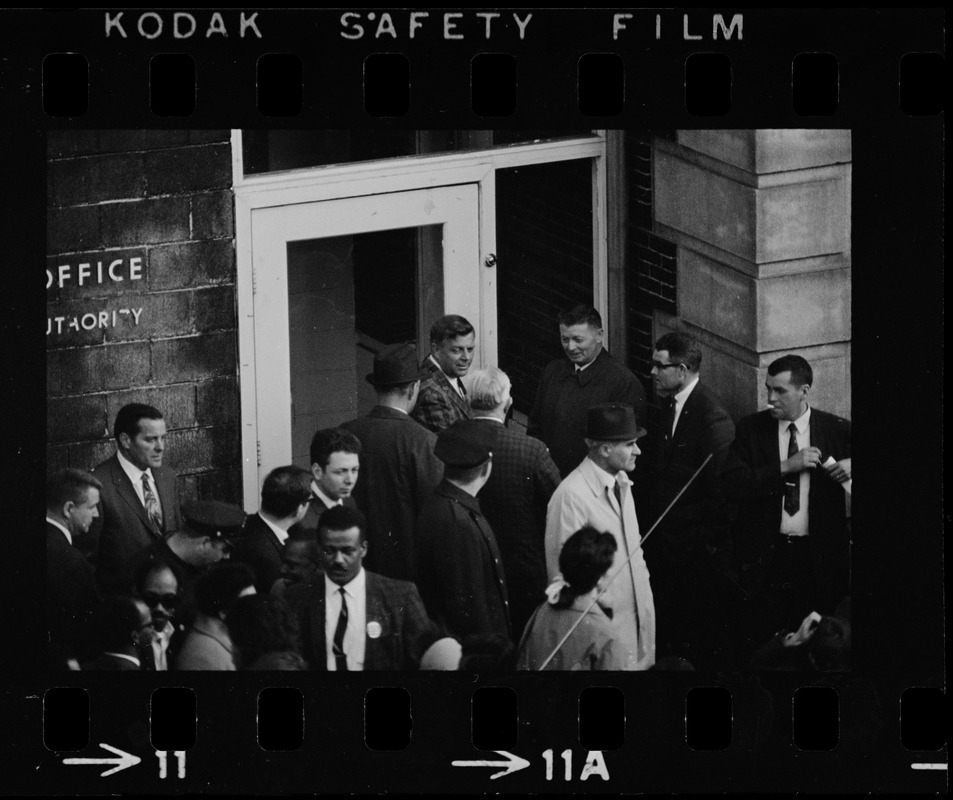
[[248, 186, 481, 490]]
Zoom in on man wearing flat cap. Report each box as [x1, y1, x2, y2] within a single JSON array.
[[545, 404, 656, 669], [415, 419, 511, 642], [342, 343, 443, 582]]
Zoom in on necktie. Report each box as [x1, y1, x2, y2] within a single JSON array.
[[333, 587, 349, 671], [663, 396, 677, 442], [783, 423, 800, 516], [141, 472, 163, 534]]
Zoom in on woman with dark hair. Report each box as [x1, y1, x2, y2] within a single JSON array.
[[517, 526, 632, 671], [174, 563, 256, 670]]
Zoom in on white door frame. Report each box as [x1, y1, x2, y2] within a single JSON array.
[[232, 131, 607, 508]]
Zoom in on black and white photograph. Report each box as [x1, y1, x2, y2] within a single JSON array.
[[2, 6, 946, 795]]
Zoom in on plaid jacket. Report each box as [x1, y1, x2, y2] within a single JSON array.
[[411, 358, 472, 433]]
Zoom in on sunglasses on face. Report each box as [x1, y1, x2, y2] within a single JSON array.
[[141, 591, 179, 609]]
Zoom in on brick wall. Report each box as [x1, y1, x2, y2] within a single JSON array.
[[625, 130, 677, 388], [46, 130, 241, 507]]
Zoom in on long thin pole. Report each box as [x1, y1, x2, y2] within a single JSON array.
[[536, 452, 714, 671]]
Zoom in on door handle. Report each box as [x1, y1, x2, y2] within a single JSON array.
[[483, 253, 497, 268]]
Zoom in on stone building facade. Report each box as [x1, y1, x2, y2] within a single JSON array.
[[46, 129, 851, 510]]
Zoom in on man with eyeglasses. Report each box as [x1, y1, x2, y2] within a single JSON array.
[[643, 332, 736, 670], [284, 506, 437, 671], [528, 305, 647, 477]]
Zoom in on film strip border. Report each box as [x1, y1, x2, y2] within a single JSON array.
[[2, 9, 946, 124]]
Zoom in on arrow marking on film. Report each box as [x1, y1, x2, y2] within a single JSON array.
[[451, 750, 530, 779], [63, 743, 141, 777]]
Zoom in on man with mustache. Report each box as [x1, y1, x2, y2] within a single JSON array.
[[722, 354, 851, 665], [284, 506, 437, 671]]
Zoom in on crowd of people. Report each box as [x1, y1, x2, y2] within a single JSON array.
[[47, 306, 852, 672]]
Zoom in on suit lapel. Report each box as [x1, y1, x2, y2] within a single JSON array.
[[110, 457, 157, 534], [311, 576, 328, 670], [432, 367, 470, 417], [364, 573, 382, 670]]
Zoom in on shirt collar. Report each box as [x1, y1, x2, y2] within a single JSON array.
[[674, 375, 700, 406], [46, 516, 72, 546], [325, 567, 365, 600], [779, 405, 812, 435], [582, 456, 632, 494], [257, 512, 289, 545], [102, 652, 141, 668], [574, 346, 603, 372], [471, 415, 504, 424], [117, 448, 154, 483], [311, 481, 342, 509]]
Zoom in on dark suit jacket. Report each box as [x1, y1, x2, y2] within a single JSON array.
[[233, 513, 285, 593], [471, 417, 561, 636], [722, 408, 851, 612], [47, 522, 102, 662], [284, 571, 437, 671], [290, 494, 357, 537], [528, 348, 647, 477], [416, 480, 511, 641], [342, 406, 443, 582], [645, 381, 736, 564], [90, 453, 179, 592], [412, 358, 472, 433]]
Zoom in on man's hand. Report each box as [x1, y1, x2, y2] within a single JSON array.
[[823, 457, 851, 483], [781, 446, 822, 475]]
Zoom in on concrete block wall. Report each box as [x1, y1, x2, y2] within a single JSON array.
[[46, 130, 242, 508]]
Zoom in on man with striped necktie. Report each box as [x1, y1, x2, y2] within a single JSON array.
[[90, 403, 180, 592]]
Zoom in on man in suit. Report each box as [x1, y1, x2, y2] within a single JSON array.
[[416, 419, 511, 642], [528, 305, 647, 477], [90, 403, 180, 592], [412, 314, 475, 433], [292, 428, 361, 536], [545, 404, 656, 670], [284, 506, 438, 671], [468, 366, 561, 638], [643, 332, 736, 670], [342, 343, 443, 582], [233, 465, 312, 593], [81, 595, 154, 671], [46, 468, 104, 666], [722, 354, 852, 663]]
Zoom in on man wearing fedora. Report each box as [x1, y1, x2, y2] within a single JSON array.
[[416, 420, 511, 642], [545, 403, 656, 670], [342, 343, 443, 582]]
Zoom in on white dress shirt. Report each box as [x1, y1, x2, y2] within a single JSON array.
[[325, 569, 367, 671], [670, 375, 699, 435], [117, 449, 163, 515], [778, 407, 811, 536], [428, 354, 466, 397]]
